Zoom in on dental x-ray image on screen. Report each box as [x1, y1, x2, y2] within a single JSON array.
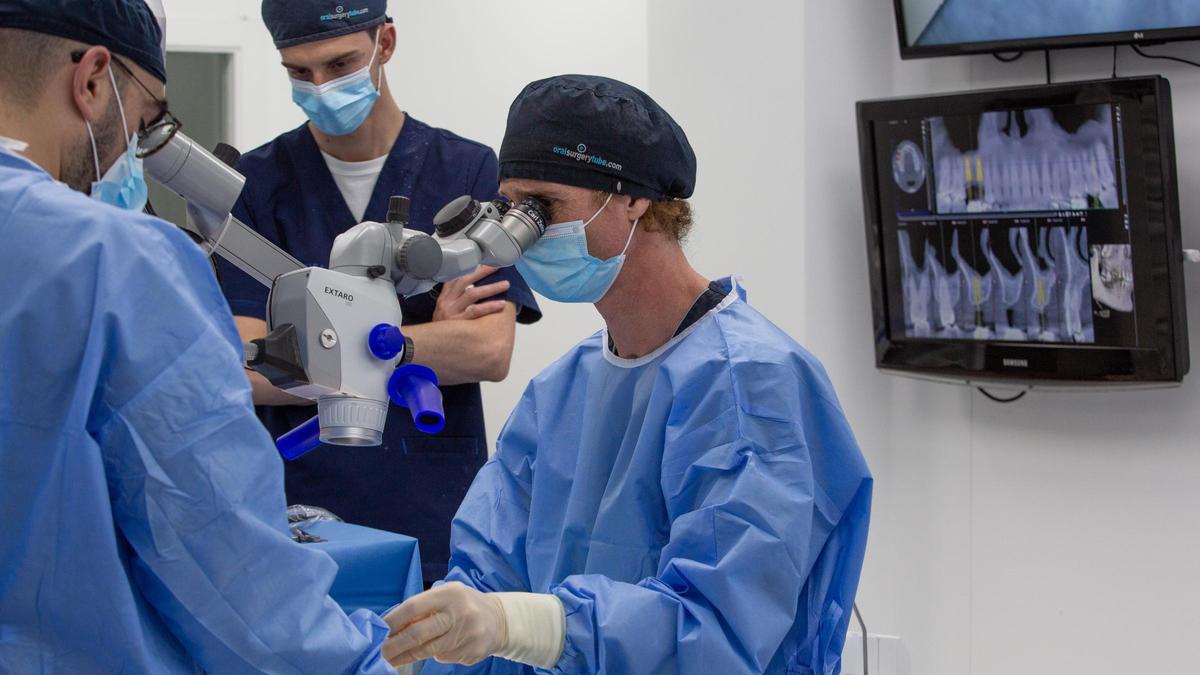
[[900, 0, 1200, 48], [930, 106, 1118, 214], [1091, 243, 1134, 313], [858, 77, 1189, 383], [877, 100, 1137, 347], [897, 223, 1095, 343]]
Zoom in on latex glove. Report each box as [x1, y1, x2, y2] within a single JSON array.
[[432, 266, 511, 322], [382, 582, 508, 667]]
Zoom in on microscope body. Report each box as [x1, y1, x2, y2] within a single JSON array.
[[261, 201, 446, 452], [142, 129, 547, 458], [265, 266, 403, 446]]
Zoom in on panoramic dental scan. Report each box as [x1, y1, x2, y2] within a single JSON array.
[[881, 102, 1138, 346]]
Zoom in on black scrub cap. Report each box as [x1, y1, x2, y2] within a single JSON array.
[[262, 0, 389, 49], [0, 0, 166, 82], [499, 74, 697, 201]]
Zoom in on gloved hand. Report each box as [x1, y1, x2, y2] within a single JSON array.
[[382, 582, 508, 667]]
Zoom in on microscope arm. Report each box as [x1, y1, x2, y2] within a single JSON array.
[[143, 128, 303, 288]]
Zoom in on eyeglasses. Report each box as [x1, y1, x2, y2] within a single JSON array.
[[70, 50, 183, 159]]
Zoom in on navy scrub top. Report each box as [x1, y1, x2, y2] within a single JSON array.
[[219, 115, 541, 584]]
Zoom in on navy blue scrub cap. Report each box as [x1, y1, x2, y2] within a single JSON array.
[[499, 74, 697, 201], [262, 0, 389, 49], [0, 0, 166, 82]]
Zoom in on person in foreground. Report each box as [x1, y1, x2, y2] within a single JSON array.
[[381, 74, 874, 674], [0, 1, 395, 672]]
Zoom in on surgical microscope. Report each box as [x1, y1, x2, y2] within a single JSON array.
[[140, 129, 548, 459]]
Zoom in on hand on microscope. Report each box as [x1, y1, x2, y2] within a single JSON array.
[[432, 266, 511, 323]]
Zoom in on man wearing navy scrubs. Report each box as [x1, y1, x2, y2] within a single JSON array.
[[219, 0, 540, 585]]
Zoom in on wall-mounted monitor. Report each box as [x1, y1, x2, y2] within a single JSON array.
[[856, 77, 1188, 384], [895, 1, 1200, 59]]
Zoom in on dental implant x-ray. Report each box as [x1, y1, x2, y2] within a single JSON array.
[[931, 106, 1119, 214], [897, 223, 1096, 343]]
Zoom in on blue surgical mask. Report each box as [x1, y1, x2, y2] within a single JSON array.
[[290, 33, 381, 136], [516, 194, 639, 303], [87, 67, 148, 212]]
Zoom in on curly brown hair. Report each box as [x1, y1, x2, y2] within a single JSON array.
[[593, 191, 695, 243]]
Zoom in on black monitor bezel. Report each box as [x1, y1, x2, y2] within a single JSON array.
[[856, 76, 1189, 384], [893, 0, 1200, 60]]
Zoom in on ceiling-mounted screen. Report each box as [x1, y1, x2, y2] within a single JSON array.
[[896, 1, 1200, 59]]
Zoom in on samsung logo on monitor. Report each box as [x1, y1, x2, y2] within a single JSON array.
[[1003, 358, 1030, 369]]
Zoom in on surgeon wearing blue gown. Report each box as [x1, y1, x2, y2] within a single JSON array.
[[219, 0, 540, 586], [0, 2, 396, 672], [381, 75, 873, 674]]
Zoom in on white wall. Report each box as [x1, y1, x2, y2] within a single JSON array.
[[646, 0, 807, 339], [798, 2, 1200, 675]]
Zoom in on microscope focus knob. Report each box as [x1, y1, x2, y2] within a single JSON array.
[[387, 195, 411, 226], [396, 234, 444, 280], [213, 143, 241, 169], [433, 195, 480, 237]]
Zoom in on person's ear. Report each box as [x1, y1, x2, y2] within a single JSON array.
[[71, 46, 114, 123], [627, 196, 651, 223], [378, 24, 397, 66]]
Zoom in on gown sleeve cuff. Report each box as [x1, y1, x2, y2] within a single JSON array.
[[494, 592, 565, 669], [345, 608, 406, 675]]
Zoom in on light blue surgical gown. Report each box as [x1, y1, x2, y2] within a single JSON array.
[[0, 149, 393, 674], [430, 278, 873, 674]]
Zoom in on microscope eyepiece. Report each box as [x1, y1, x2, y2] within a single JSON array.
[[507, 198, 549, 238]]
